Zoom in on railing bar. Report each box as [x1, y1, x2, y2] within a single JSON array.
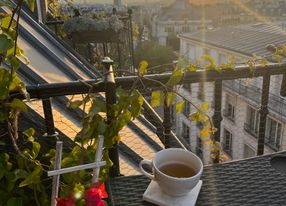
[[257, 73, 271, 155], [212, 80, 223, 163], [17, 63, 286, 99], [103, 58, 120, 177], [42, 98, 56, 136]]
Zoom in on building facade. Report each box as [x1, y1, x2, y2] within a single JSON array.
[[177, 24, 286, 163], [151, 0, 212, 49]]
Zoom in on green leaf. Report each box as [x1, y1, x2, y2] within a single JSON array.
[[176, 100, 185, 113], [187, 64, 197, 72], [0, 34, 13, 52], [259, 58, 268, 67], [201, 102, 209, 111], [67, 100, 83, 109], [13, 169, 28, 182], [7, 197, 23, 206], [166, 92, 176, 107], [247, 60, 256, 71], [166, 70, 183, 86], [32, 142, 40, 159], [151, 90, 162, 107], [130, 90, 143, 118], [1, 16, 15, 29], [0, 111, 5, 122], [202, 55, 219, 71], [19, 165, 42, 187], [9, 74, 22, 91], [61, 157, 75, 167], [23, 128, 35, 141], [9, 56, 21, 70], [89, 100, 106, 115], [25, 0, 35, 12], [138, 60, 148, 76], [10, 98, 27, 112], [97, 120, 108, 134]]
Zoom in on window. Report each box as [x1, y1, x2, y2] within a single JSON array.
[[183, 102, 190, 117], [182, 26, 190, 33], [197, 82, 205, 101], [265, 117, 282, 150], [244, 106, 260, 137], [223, 94, 235, 122], [244, 144, 255, 158], [182, 123, 190, 143], [222, 129, 232, 157]]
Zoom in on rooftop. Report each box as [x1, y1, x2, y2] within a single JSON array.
[[179, 23, 286, 57]]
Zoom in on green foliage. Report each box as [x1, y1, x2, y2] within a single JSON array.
[[24, 0, 35, 12], [151, 90, 163, 107], [61, 87, 144, 195], [134, 41, 176, 72], [166, 69, 183, 86], [138, 60, 148, 76], [175, 100, 185, 113]]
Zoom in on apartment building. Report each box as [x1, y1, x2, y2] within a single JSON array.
[[151, 0, 212, 49], [177, 24, 286, 163]]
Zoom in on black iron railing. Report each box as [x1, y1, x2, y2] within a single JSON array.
[[13, 59, 286, 176], [223, 80, 286, 117]]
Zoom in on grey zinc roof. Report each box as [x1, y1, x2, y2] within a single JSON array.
[[0, 6, 100, 84], [179, 24, 286, 57], [158, 0, 203, 21], [8, 4, 164, 176]]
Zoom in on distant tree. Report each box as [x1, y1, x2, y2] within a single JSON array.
[[134, 41, 176, 72]]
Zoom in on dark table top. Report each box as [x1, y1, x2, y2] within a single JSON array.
[[108, 152, 286, 206]]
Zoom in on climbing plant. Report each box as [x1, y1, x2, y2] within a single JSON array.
[[1, 0, 286, 205]]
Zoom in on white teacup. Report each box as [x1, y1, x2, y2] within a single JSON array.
[[139, 148, 203, 196]]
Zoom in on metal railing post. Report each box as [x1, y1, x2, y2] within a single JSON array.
[[42, 98, 58, 138], [103, 57, 120, 177], [212, 80, 223, 163], [163, 103, 172, 148], [128, 8, 135, 72], [257, 73, 270, 155]]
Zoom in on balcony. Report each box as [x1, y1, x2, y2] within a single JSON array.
[[4, 4, 286, 204], [7, 58, 286, 205], [223, 80, 286, 117], [6, 57, 286, 205]]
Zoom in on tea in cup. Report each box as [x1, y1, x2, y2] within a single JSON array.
[[139, 148, 203, 196]]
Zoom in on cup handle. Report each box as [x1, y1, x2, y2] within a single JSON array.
[[139, 160, 154, 180]]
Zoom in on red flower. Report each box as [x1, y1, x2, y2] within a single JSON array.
[[56, 196, 75, 206], [95, 182, 108, 198], [84, 183, 107, 206]]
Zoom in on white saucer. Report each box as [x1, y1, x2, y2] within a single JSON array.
[[143, 180, 202, 206]]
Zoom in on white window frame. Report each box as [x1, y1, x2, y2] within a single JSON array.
[[223, 128, 233, 157], [245, 105, 260, 136], [224, 93, 235, 121], [265, 116, 283, 150]]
